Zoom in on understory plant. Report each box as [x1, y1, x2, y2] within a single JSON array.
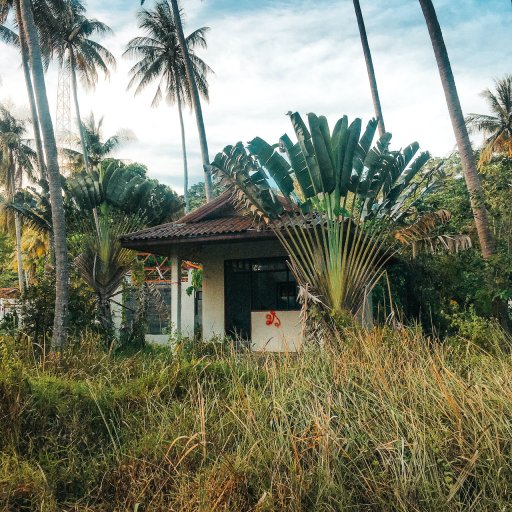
[[0, 326, 511, 511], [67, 159, 181, 334], [210, 112, 440, 333]]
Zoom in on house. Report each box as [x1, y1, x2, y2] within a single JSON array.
[[110, 255, 197, 344], [120, 192, 303, 351], [0, 288, 20, 323]]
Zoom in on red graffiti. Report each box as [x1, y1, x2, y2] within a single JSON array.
[[265, 310, 281, 327]]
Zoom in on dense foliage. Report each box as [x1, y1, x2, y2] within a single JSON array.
[[1, 327, 511, 511], [379, 156, 512, 333]]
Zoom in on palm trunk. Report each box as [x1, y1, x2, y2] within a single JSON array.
[[98, 293, 114, 334], [15, 0, 53, 267], [353, 0, 386, 137], [418, 0, 496, 259], [15, 0, 46, 182], [177, 93, 190, 212], [169, 0, 213, 202], [14, 212, 25, 295], [70, 54, 90, 173], [9, 158, 25, 295], [19, 0, 69, 351]]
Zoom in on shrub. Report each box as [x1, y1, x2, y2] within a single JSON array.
[[0, 327, 511, 511]]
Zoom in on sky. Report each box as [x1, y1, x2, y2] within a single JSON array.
[[0, 0, 511, 194]]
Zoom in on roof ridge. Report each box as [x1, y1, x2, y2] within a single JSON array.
[[177, 191, 232, 223]]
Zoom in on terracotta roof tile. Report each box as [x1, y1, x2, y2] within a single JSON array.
[[120, 216, 264, 242], [0, 288, 19, 299]]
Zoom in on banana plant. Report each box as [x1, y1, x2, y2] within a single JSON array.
[[210, 112, 440, 329]]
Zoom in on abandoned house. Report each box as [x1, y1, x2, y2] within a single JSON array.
[[120, 192, 302, 351]]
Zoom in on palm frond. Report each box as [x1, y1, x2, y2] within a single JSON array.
[[0, 24, 19, 47], [125, 1, 212, 108]]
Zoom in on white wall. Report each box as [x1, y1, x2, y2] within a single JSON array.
[[251, 310, 303, 352], [180, 270, 195, 338], [201, 240, 288, 340], [110, 270, 195, 344], [0, 298, 18, 321]]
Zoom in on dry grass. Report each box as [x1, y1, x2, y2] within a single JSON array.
[[0, 327, 511, 511]]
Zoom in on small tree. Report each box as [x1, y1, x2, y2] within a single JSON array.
[[67, 160, 182, 333]]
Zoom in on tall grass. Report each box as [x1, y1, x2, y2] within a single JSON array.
[[0, 327, 511, 511]]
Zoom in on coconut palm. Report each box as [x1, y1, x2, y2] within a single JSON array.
[[65, 112, 131, 171], [19, 0, 69, 350], [0, 1, 46, 182], [39, 0, 115, 173], [418, 0, 496, 260], [125, 1, 212, 212], [168, 0, 213, 202], [353, 0, 386, 137], [466, 75, 512, 165], [0, 105, 36, 294]]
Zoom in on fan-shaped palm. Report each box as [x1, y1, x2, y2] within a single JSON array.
[[466, 75, 512, 166], [67, 159, 182, 332], [210, 112, 439, 333], [0, 105, 36, 293], [125, 0, 212, 212], [39, 0, 115, 173]]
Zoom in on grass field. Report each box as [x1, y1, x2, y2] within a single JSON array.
[[0, 326, 511, 511]]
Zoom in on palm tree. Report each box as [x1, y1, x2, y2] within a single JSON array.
[[0, 0, 46, 182], [65, 112, 131, 171], [0, 105, 36, 294], [125, 1, 212, 212], [19, 0, 69, 350], [466, 75, 512, 165], [39, 0, 115, 174], [67, 159, 182, 332], [352, 0, 386, 137], [418, 0, 496, 260], [168, 0, 213, 202]]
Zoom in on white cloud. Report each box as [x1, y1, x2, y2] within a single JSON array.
[[0, 0, 510, 193]]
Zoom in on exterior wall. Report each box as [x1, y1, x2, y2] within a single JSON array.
[[0, 298, 18, 321], [251, 310, 302, 352], [111, 269, 195, 345], [180, 272, 195, 338], [201, 240, 288, 341]]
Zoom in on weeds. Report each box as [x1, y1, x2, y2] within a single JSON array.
[[0, 328, 511, 511]]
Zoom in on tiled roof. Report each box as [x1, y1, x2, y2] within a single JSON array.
[[119, 191, 315, 248], [0, 288, 19, 299], [121, 215, 262, 242]]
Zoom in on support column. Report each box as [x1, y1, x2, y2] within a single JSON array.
[[170, 253, 182, 334]]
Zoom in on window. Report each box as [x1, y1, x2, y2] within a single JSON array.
[[225, 257, 299, 312], [123, 284, 172, 335]]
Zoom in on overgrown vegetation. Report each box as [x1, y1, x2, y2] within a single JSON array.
[[0, 327, 511, 511]]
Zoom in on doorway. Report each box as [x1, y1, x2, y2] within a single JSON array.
[[224, 257, 299, 340]]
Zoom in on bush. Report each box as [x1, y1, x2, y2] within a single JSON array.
[[0, 328, 511, 511], [20, 270, 99, 350]]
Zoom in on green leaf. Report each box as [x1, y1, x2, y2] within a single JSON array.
[[248, 137, 294, 197], [289, 112, 323, 194], [340, 118, 361, 195], [308, 113, 336, 193]]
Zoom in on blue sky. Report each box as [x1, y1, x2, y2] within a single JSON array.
[[0, 0, 511, 193]]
